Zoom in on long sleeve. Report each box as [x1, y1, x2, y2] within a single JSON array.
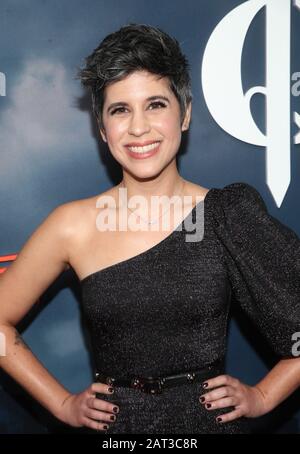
[[209, 182, 300, 358]]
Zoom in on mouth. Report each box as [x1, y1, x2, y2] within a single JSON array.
[[125, 141, 161, 159]]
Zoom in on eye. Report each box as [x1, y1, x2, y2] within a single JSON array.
[[110, 101, 167, 116], [110, 106, 128, 115], [148, 101, 167, 110]]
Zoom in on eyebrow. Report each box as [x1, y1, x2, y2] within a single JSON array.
[[106, 95, 170, 113]]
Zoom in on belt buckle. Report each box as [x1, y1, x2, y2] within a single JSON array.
[[131, 377, 163, 394]]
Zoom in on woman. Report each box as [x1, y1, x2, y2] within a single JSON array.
[[0, 23, 299, 434]]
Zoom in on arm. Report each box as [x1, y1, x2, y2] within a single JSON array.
[[0, 204, 74, 419], [198, 357, 300, 423], [202, 183, 300, 424], [0, 203, 118, 430], [255, 357, 300, 412]]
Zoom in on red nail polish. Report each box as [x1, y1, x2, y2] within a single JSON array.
[[202, 382, 208, 388]]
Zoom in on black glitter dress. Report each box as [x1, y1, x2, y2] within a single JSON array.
[[79, 182, 300, 434]]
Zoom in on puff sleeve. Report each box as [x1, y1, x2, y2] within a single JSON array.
[[210, 182, 300, 358]]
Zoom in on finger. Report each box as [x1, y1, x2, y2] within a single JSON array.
[[204, 396, 238, 410], [88, 395, 120, 415], [199, 385, 234, 403], [202, 375, 238, 390], [90, 382, 115, 395], [87, 395, 120, 414], [85, 407, 117, 423], [82, 416, 110, 431], [216, 408, 243, 424]]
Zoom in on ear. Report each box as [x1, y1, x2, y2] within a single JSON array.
[[99, 126, 107, 143], [181, 102, 192, 131]]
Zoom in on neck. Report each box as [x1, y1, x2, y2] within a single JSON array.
[[119, 172, 185, 205]]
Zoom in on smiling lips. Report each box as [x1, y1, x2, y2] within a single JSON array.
[[125, 140, 161, 158]]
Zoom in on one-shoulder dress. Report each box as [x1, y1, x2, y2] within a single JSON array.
[[79, 182, 300, 434]]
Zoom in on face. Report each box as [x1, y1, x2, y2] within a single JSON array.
[[99, 70, 191, 179]]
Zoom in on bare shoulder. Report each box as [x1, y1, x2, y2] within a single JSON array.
[[61, 188, 118, 269]]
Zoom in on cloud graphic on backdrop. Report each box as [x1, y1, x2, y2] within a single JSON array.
[[0, 57, 99, 245], [0, 57, 91, 163], [1, 59, 86, 152]]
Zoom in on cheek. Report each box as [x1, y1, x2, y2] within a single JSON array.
[[154, 116, 181, 137], [105, 123, 126, 145]]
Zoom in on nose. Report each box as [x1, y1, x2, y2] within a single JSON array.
[[128, 109, 151, 136]]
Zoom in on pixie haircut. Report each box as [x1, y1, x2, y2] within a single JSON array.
[[77, 23, 193, 130]]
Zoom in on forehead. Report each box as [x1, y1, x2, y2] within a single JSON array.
[[103, 70, 173, 102]]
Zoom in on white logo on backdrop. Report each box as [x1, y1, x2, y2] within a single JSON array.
[[202, 0, 300, 207], [0, 72, 6, 97]]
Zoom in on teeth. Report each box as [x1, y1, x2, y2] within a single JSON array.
[[127, 142, 160, 153]]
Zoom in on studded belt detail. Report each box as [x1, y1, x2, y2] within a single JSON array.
[[94, 358, 224, 395]]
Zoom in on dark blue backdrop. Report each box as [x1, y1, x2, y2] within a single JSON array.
[[0, 0, 299, 433]]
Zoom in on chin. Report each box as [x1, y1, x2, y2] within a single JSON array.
[[130, 172, 162, 182], [122, 164, 164, 180]]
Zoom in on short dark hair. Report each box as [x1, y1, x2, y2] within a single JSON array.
[[77, 23, 192, 130]]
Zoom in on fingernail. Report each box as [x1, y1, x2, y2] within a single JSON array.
[[103, 424, 108, 430], [206, 403, 211, 408], [202, 382, 208, 388], [113, 406, 119, 413], [110, 415, 116, 421], [200, 396, 205, 403], [217, 417, 222, 423], [108, 387, 114, 393]]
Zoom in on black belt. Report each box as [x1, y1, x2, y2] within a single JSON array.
[[95, 358, 224, 395]]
